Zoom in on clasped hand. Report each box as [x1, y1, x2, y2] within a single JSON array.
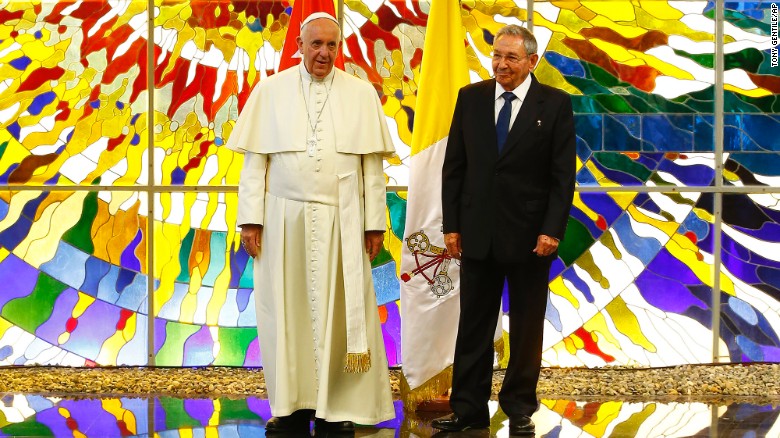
[[240, 224, 263, 258], [533, 234, 558, 257]]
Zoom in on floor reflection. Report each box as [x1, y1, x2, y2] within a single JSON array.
[[1, 395, 778, 437]]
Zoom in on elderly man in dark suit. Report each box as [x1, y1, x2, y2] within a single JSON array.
[[433, 24, 576, 436]]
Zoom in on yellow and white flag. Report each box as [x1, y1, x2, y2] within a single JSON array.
[[400, 0, 469, 409]]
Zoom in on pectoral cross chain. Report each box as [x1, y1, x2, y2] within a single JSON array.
[[300, 71, 335, 158]]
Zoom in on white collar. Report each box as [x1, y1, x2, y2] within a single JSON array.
[[299, 62, 336, 84], [495, 73, 532, 102]]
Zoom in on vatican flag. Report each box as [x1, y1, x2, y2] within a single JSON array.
[[400, 0, 469, 410]]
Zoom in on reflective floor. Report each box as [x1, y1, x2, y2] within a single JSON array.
[[1, 395, 779, 437]]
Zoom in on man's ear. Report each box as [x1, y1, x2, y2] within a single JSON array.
[[529, 53, 540, 69], [297, 36, 303, 53]]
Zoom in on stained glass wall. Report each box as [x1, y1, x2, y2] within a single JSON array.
[[0, 1, 777, 368]]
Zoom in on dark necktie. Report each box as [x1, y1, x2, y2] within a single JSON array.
[[496, 91, 516, 153]]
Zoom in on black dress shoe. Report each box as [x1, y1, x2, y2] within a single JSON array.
[[431, 413, 489, 431], [266, 409, 313, 434], [314, 418, 355, 433], [508, 415, 535, 436]]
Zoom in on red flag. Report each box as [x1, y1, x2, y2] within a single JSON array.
[[278, 0, 345, 72]]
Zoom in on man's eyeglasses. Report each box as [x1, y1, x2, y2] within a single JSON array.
[[491, 53, 530, 64]]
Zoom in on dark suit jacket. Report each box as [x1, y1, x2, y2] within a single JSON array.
[[442, 75, 576, 262]]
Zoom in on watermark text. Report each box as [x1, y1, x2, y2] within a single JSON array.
[[772, 3, 778, 67]]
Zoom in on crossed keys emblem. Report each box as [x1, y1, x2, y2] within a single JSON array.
[[400, 230, 457, 298]]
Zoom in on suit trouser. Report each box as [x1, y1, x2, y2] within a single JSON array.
[[450, 252, 553, 420]]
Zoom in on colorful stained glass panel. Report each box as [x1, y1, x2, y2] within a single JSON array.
[[722, 2, 780, 185], [0, 190, 148, 366], [151, 1, 290, 186], [718, 192, 780, 362], [542, 190, 716, 367], [0, 0, 151, 186]]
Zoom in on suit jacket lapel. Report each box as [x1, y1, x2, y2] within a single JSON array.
[[500, 76, 543, 158], [478, 80, 499, 161]]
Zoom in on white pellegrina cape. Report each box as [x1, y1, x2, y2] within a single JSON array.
[[228, 66, 396, 157]]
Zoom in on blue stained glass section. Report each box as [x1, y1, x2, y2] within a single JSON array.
[[735, 335, 764, 361], [9, 56, 31, 70], [724, 114, 742, 151], [604, 115, 641, 151], [28, 91, 57, 116], [545, 298, 562, 331], [562, 269, 594, 303], [6, 121, 21, 140], [742, 115, 780, 152], [657, 159, 714, 186], [681, 211, 710, 242], [634, 192, 663, 216], [730, 153, 780, 176], [612, 214, 660, 266], [483, 28, 494, 45], [545, 52, 586, 78], [634, 153, 662, 170], [78, 257, 107, 297], [372, 261, 400, 306], [171, 167, 186, 184], [728, 296, 759, 325], [694, 115, 714, 151], [642, 115, 694, 152], [725, 1, 773, 22], [247, 18, 263, 32], [39, 242, 89, 291], [575, 114, 602, 152], [576, 166, 598, 185], [591, 157, 644, 185], [578, 192, 624, 226]]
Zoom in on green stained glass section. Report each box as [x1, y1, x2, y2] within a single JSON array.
[[673, 47, 765, 71], [61, 191, 98, 254], [386, 192, 407, 241], [1, 273, 66, 334], [213, 327, 256, 366], [155, 322, 200, 366], [372, 247, 395, 268], [162, 398, 202, 429], [558, 218, 595, 267], [176, 229, 195, 283], [593, 153, 653, 181], [218, 398, 264, 421], [0, 422, 54, 437]]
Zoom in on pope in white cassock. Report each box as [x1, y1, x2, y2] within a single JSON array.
[[227, 12, 396, 435]]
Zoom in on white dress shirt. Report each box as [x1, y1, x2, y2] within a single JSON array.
[[494, 73, 532, 128]]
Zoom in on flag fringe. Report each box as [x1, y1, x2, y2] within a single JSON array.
[[344, 350, 371, 373], [400, 366, 453, 412], [495, 335, 506, 363], [401, 416, 437, 437]]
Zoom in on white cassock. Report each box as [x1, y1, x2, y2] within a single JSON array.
[[228, 63, 396, 424]]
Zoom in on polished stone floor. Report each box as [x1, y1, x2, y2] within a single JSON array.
[[1, 395, 778, 437]]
